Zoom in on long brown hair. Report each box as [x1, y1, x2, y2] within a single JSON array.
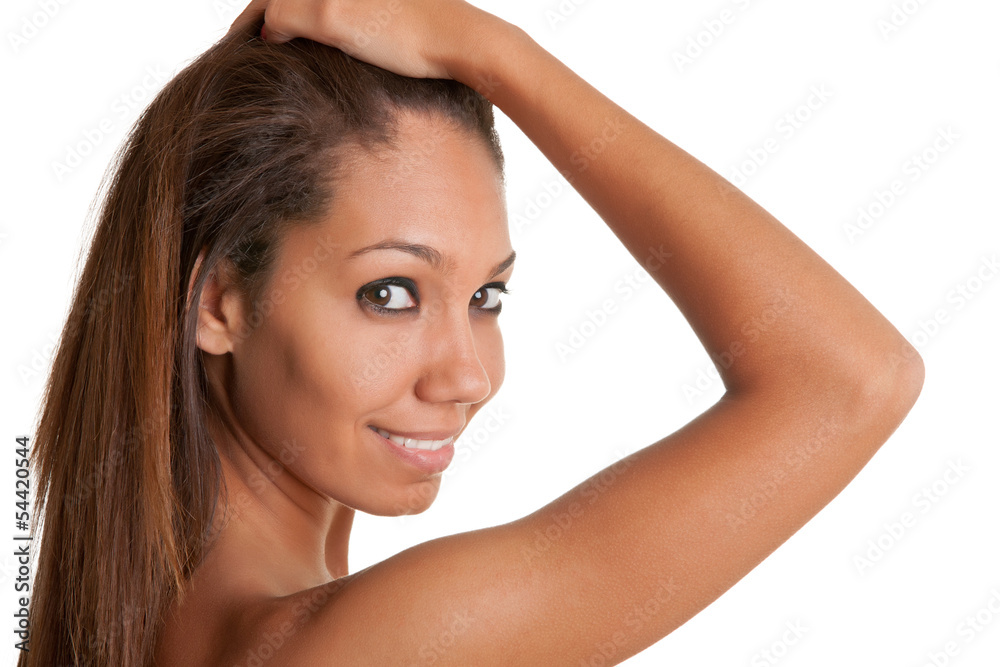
[[23, 17, 503, 667]]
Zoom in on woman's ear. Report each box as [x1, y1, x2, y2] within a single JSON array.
[[188, 248, 246, 355]]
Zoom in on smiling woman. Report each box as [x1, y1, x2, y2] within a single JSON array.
[[21, 1, 924, 666], [21, 18, 512, 667], [195, 108, 516, 523]]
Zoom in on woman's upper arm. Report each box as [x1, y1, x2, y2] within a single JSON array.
[[272, 361, 921, 666]]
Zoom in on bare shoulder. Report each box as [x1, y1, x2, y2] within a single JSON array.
[[241, 521, 547, 666], [155, 574, 352, 667], [163, 385, 919, 666]]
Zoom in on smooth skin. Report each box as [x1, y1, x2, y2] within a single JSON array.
[[156, 1, 925, 665]]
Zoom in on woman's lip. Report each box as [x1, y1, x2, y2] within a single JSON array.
[[370, 426, 455, 475]]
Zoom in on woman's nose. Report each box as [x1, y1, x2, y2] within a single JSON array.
[[414, 311, 493, 406]]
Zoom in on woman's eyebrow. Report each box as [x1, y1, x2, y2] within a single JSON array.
[[490, 249, 517, 279], [347, 239, 516, 279]]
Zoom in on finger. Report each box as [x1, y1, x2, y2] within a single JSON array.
[[259, 0, 321, 45], [260, 15, 294, 45], [226, 0, 269, 38]]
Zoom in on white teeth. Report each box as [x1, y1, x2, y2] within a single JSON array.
[[375, 427, 454, 452]]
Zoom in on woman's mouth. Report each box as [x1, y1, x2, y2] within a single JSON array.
[[369, 425, 455, 452], [368, 425, 456, 452], [369, 425, 457, 475]]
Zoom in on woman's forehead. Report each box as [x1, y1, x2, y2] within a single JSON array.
[[274, 125, 511, 278], [321, 120, 507, 233]]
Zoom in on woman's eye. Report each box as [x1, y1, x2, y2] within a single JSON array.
[[358, 278, 509, 315], [471, 283, 510, 312], [358, 279, 418, 313]]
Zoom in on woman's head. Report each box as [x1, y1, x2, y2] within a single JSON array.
[[24, 19, 508, 667], [183, 24, 513, 518], [195, 104, 515, 520]]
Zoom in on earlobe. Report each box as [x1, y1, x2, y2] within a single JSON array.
[[189, 249, 244, 355]]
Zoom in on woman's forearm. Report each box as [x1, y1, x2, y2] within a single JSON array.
[[452, 20, 923, 402]]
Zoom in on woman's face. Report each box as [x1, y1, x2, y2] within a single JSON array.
[[224, 111, 513, 516]]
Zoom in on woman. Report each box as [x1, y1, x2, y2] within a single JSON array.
[[23, 0, 924, 665]]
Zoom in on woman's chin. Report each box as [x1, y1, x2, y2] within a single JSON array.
[[371, 479, 443, 517]]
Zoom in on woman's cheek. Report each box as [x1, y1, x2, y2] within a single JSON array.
[[340, 330, 415, 395]]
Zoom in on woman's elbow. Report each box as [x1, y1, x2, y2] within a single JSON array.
[[841, 337, 925, 437]]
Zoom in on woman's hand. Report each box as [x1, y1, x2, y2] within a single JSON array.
[[228, 0, 507, 81]]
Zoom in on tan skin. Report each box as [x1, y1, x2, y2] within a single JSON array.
[[157, 1, 925, 665]]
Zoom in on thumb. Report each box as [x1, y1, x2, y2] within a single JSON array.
[[260, 21, 293, 45], [226, 0, 268, 39]]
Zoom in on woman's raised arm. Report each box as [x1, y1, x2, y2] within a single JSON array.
[[228, 2, 924, 664]]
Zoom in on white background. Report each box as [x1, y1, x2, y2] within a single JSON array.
[[2, 0, 999, 665]]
